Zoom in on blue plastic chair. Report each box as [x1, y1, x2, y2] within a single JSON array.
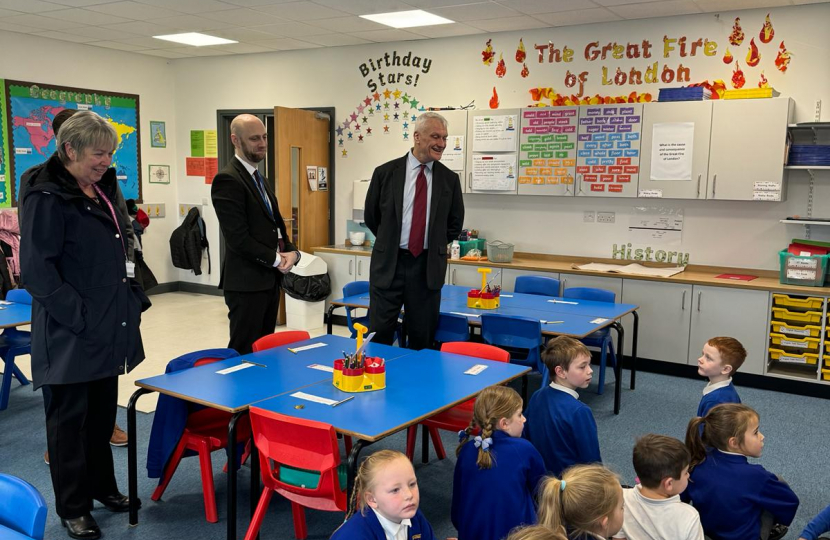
[[481, 314, 545, 381], [0, 289, 33, 411], [514, 275, 561, 296], [433, 313, 470, 345], [563, 287, 618, 395], [343, 281, 370, 339], [0, 473, 47, 540]]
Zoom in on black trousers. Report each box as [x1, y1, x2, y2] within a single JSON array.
[[224, 281, 280, 355], [44, 376, 119, 519], [369, 249, 441, 350]]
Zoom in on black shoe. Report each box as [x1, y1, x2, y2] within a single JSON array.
[[94, 493, 140, 513], [769, 524, 788, 540], [61, 514, 101, 540]]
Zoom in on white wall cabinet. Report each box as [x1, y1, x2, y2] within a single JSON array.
[[316, 252, 371, 309], [708, 98, 793, 201], [621, 279, 693, 365], [638, 101, 713, 199], [560, 274, 623, 300], [447, 263, 499, 289], [687, 285, 770, 375]]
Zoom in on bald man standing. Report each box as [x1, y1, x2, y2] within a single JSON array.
[[211, 114, 300, 354]]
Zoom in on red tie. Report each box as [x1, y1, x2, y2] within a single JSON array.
[[408, 164, 427, 257]]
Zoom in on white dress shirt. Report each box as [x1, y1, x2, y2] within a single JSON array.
[[372, 508, 411, 540]]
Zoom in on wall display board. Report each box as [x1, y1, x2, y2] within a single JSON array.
[[518, 106, 578, 196], [575, 104, 643, 198], [0, 80, 9, 206], [438, 109, 468, 192], [4, 79, 142, 204], [467, 108, 520, 194]]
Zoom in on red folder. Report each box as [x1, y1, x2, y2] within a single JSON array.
[[788, 243, 829, 256], [715, 274, 758, 281]]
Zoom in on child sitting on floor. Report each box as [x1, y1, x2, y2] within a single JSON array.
[[452, 385, 546, 540]]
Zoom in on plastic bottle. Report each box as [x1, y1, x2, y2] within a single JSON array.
[[451, 240, 461, 260]]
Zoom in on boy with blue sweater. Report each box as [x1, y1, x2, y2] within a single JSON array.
[[524, 336, 601, 476], [696, 337, 744, 417]]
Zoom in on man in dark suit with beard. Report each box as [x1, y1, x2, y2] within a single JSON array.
[[364, 112, 465, 350], [211, 114, 300, 354]]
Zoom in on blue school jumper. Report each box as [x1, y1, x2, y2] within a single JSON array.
[[524, 384, 601, 476], [697, 380, 741, 417], [682, 450, 799, 540], [800, 504, 830, 540], [452, 430, 546, 540], [330, 508, 436, 540]]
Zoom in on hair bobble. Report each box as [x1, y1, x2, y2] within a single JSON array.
[[473, 436, 493, 452], [560, 480, 567, 491], [458, 430, 469, 443]]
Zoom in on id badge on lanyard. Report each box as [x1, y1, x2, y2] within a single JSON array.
[[92, 184, 132, 277]]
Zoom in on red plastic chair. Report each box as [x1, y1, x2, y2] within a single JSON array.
[[252, 331, 311, 352], [150, 356, 252, 523], [244, 408, 347, 540], [405, 342, 510, 462]]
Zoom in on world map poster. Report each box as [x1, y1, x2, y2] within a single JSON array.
[[4, 80, 141, 206]]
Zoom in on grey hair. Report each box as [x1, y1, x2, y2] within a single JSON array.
[[56, 110, 118, 164], [413, 111, 447, 134]]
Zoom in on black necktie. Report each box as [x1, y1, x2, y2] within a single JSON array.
[[253, 170, 274, 219]]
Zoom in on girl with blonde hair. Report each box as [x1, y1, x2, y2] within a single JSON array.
[[452, 386, 546, 540]]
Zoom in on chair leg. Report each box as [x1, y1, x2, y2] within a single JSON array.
[[405, 425, 418, 461], [243, 488, 274, 540], [11, 362, 29, 386], [196, 439, 218, 523], [0, 352, 13, 411], [344, 435, 353, 455], [596, 343, 607, 395], [291, 502, 308, 540], [151, 436, 189, 501], [427, 427, 447, 460]]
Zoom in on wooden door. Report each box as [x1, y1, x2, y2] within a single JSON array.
[[273, 107, 330, 252]]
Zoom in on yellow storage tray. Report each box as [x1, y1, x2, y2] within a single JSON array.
[[822, 368, 830, 381], [771, 308, 823, 324], [770, 333, 820, 351], [772, 294, 824, 311], [769, 347, 819, 365], [770, 320, 821, 338], [824, 354, 830, 368], [723, 88, 777, 99]]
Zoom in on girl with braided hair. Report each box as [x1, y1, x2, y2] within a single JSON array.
[[537, 464, 624, 540], [331, 449, 438, 540], [451, 386, 546, 540]]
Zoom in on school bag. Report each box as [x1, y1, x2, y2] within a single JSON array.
[[169, 207, 211, 275]]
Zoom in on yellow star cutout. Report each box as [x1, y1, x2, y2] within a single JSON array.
[[393, 89, 402, 99], [384, 113, 390, 121], [382, 89, 392, 99], [341, 149, 348, 157]]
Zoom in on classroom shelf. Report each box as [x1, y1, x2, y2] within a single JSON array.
[[767, 362, 823, 382], [784, 166, 830, 170], [779, 220, 830, 226]]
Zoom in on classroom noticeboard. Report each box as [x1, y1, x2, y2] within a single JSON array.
[[518, 107, 578, 196], [468, 109, 520, 193], [576, 104, 643, 198]]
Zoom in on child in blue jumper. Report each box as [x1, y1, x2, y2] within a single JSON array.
[[799, 504, 830, 540], [525, 336, 601, 476], [696, 336, 744, 417], [452, 385, 546, 540], [331, 449, 437, 540], [682, 403, 799, 540]]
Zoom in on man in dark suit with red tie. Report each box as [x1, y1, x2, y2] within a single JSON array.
[[211, 114, 301, 354], [364, 112, 465, 350]]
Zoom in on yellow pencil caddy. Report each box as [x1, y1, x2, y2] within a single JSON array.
[[466, 267, 500, 309], [333, 357, 386, 393]]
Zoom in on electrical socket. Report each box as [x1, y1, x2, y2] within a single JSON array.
[[596, 211, 615, 224], [583, 211, 595, 223]]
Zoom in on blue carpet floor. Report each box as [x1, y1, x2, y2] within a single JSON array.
[[1, 368, 828, 540]]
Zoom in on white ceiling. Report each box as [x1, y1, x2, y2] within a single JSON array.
[[0, 0, 825, 59]]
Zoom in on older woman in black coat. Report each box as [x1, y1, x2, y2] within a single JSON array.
[[20, 111, 150, 540]]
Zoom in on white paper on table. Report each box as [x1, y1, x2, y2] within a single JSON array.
[[442, 135, 465, 171], [464, 364, 488, 375], [650, 122, 694, 181], [307, 364, 334, 372], [291, 392, 338, 406], [590, 318, 609, 324], [216, 363, 256, 375], [287, 342, 328, 353], [471, 154, 517, 191], [449, 312, 481, 318], [472, 115, 518, 152]]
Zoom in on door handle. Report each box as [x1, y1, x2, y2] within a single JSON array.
[[711, 175, 717, 198], [697, 291, 702, 312], [681, 290, 686, 310], [468, 172, 472, 190], [358, 260, 363, 275], [452, 268, 456, 285], [349, 259, 353, 276], [696, 174, 701, 198]]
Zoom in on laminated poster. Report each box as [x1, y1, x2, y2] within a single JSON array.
[[472, 154, 517, 191], [650, 123, 694, 181], [442, 135, 465, 172], [472, 115, 518, 152]]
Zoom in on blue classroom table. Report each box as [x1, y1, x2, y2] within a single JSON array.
[[253, 347, 531, 497], [126, 334, 412, 540], [327, 285, 640, 415], [0, 301, 32, 411]]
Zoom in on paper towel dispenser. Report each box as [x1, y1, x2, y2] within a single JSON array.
[[353, 179, 371, 222]]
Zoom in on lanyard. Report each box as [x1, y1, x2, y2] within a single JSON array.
[[92, 183, 126, 259]]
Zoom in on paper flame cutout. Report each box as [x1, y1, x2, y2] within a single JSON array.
[[729, 17, 745, 46], [495, 53, 506, 78], [775, 41, 792, 73], [746, 38, 760, 67], [528, 87, 653, 106], [760, 13, 774, 44], [758, 71, 769, 89], [723, 47, 733, 64], [482, 39, 495, 65], [489, 87, 500, 109], [516, 38, 526, 63], [521, 63, 529, 78], [732, 61, 746, 89]]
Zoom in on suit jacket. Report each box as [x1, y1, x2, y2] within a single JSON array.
[[211, 157, 297, 292], [364, 153, 464, 290]]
